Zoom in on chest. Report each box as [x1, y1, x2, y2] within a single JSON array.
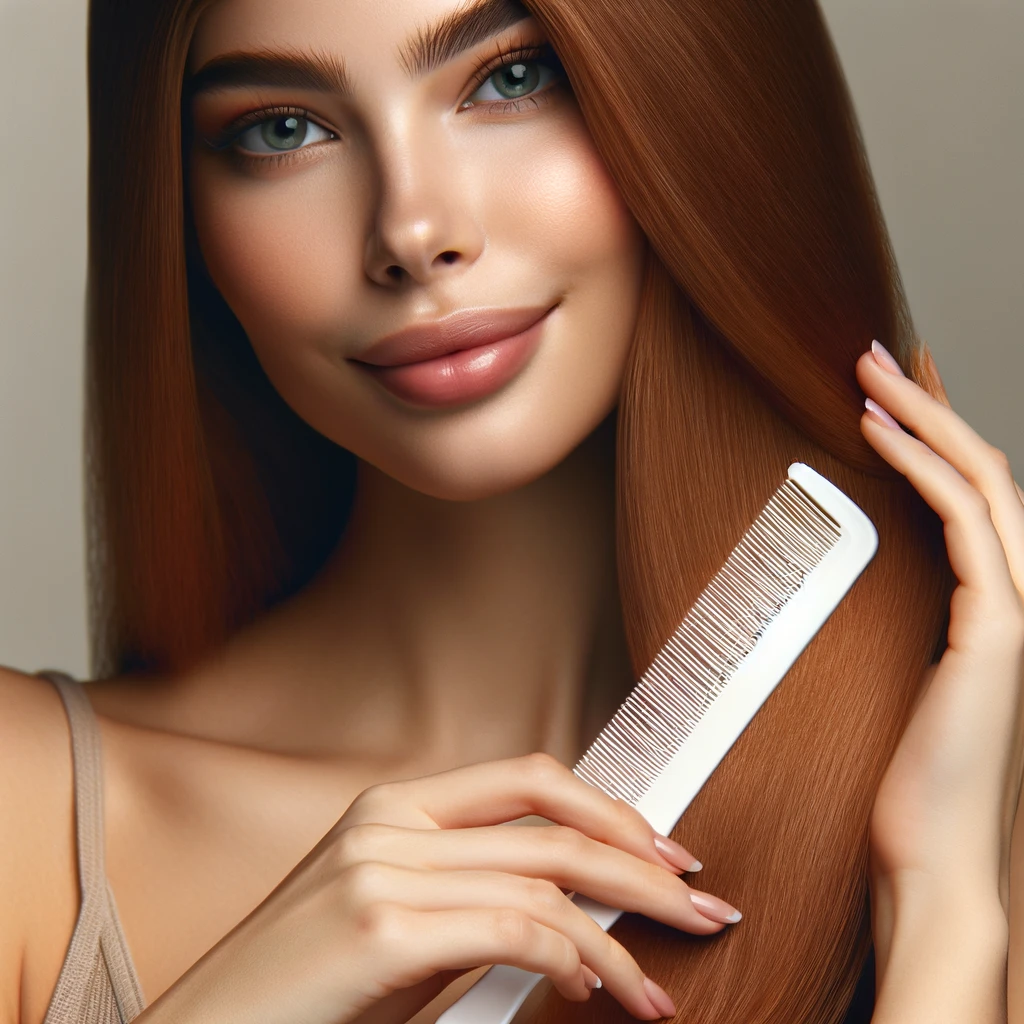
[[22, 718, 477, 1023]]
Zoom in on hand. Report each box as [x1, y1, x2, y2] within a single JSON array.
[[856, 341, 1024, 915], [141, 753, 738, 1024]]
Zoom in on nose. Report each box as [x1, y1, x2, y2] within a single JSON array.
[[363, 131, 485, 289]]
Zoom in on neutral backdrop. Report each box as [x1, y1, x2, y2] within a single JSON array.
[[1, 0, 1020, 680]]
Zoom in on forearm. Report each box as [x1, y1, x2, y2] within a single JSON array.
[[870, 873, 1008, 1024], [1009, 782, 1024, 1024]]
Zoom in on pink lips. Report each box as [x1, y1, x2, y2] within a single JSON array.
[[351, 303, 556, 408]]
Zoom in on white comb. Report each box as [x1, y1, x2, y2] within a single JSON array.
[[436, 462, 878, 1024]]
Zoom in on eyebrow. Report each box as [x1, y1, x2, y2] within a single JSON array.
[[184, 0, 533, 102]]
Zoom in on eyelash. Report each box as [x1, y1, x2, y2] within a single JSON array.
[[211, 42, 567, 169]]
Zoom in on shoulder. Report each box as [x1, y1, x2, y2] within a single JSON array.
[[0, 666, 76, 804], [0, 663, 76, 852], [0, 665, 80, 1024]]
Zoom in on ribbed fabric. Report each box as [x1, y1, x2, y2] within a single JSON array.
[[37, 670, 146, 1024]]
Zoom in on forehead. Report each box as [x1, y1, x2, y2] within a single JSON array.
[[188, 0, 533, 78]]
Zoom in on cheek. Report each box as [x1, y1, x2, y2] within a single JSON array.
[[492, 124, 644, 288], [188, 151, 361, 350]]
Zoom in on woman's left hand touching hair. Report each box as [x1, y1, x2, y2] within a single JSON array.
[[856, 339, 1024, 1023]]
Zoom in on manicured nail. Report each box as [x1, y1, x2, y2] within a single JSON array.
[[864, 397, 901, 430], [642, 976, 677, 1018], [690, 890, 743, 924], [582, 966, 602, 990], [871, 339, 906, 377], [653, 835, 702, 872]]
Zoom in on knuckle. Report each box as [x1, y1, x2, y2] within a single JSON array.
[[525, 877, 568, 916], [965, 488, 992, 519], [985, 445, 1012, 476], [340, 860, 393, 907], [634, 863, 668, 904], [519, 751, 566, 783], [492, 909, 531, 951], [601, 931, 638, 975], [544, 824, 584, 858], [553, 934, 582, 981], [612, 795, 647, 834], [332, 822, 390, 869], [349, 780, 400, 816]]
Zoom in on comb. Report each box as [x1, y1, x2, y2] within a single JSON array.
[[437, 462, 878, 1024]]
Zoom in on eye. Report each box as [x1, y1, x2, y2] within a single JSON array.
[[234, 112, 334, 155], [460, 44, 566, 110], [215, 106, 336, 157]]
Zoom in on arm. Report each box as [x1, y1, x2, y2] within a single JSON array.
[[1009, 781, 1024, 1023], [869, 871, 1007, 1024], [856, 349, 1024, 1024]]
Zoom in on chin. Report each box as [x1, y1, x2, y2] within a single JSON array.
[[353, 398, 618, 503]]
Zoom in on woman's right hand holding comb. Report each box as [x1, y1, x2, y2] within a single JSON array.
[[134, 752, 739, 1024]]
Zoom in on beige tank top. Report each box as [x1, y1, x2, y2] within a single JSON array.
[[37, 669, 146, 1024]]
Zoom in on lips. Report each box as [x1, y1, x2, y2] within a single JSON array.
[[353, 304, 555, 368], [350, 303, 558, 409]]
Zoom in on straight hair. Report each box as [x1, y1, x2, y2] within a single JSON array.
[[84, 0, 955, 1019]]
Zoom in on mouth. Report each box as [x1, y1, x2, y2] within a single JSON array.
[[351, 302, 558, 409], [352, 303, 557, 368]]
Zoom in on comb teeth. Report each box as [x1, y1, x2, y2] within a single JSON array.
[[574, 479, 842, 804]]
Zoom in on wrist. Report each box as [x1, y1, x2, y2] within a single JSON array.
[[872, 866, 1007, 931], [869, 869, 1008, 1024]]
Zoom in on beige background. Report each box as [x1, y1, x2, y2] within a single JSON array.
[[1, 0, 1020, 680]]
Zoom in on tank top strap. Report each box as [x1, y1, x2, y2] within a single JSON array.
[[36, 668, 146, 1021], [38, 669, 108, 915]]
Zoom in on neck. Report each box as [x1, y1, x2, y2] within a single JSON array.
[[176, 412, 633, 771]]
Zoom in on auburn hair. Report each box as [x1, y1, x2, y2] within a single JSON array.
[[85, 0, 954, 1020]]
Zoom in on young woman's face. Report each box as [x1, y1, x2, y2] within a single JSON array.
[[187, 0, 647, 500]]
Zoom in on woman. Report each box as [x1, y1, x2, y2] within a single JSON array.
[[1, 0, 1020, 1021]]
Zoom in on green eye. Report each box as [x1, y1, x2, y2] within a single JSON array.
[[207, 105, 337, 158], [462, 43, 566, 110], [487, 60, 544, 100], [234, 113, 333, 155]]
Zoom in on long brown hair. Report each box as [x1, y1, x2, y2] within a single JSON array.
[[85, 0, 954, 1020]]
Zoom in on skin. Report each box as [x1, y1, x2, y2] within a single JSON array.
[[855, 346, 1024, 1020], [176, 0, 647, 773], [2, 0, 1022, 1022]]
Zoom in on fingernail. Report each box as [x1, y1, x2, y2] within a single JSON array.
[[864, 397, 901, 430], [653, 835, 702, 872], [690, 890, 743, 924], [582, 966, 602, 990], [871, 339, 906, 377], [642, 976, 677, 1018]]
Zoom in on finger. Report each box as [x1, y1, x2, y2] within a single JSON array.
[[332, 821, 734, 934], [858, 399, 1022, 633], [339, 863, 662, 1014], [858, 347, 1024, 600], [346, 752, 701, 875], [354, 904, 675, 1018]]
